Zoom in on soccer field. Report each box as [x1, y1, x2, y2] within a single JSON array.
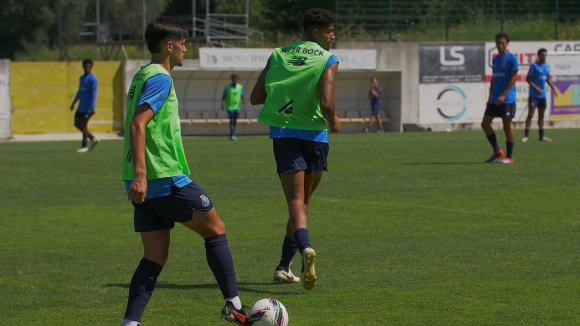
[[1, 129, 578, 325]]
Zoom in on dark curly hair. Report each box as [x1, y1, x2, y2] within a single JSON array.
[[495, 32, 510, 43], [302, 8, 336, 32], [145, 18, 189, 54]]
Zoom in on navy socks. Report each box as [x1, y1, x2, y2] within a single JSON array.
[[205, 234, 238, 299], [486, 132, 500, 152], [124, 258, 163, 322], [278, 236, 298, 271], [293, 228, 311, 254], [506, 141, 514, 158]]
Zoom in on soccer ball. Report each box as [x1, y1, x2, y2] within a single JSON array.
[[248, 298, 289, 326]]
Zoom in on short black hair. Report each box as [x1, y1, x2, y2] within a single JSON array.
[[82, 59, 93, 66], [231, 74, 239, 80], [538, 48, 548, 55], [495, 32, 510, 43], [145, 18, 189, 54], [302, 8, 336, 32]]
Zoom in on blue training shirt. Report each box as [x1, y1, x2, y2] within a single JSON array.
[[489, 52, 519, 105], [269, 54, 339, 143], [124, 73, 192, 200], [528, 62, 550, 99], [74, 73, 98, 113]]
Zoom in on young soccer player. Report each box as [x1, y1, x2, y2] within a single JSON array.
[[121, 18, 248, 326], [481, 32, 519, 164], [364, 78, 384, 133], [250, 8, 341, 291], [523, 48, 557, 142], [222, 74, 245, 141], [70, 59, 99, 152]]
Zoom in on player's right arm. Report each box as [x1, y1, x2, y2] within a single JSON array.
[[127, 104, 154, 204], [250, 59, 271, 105], [526, 65, 542, 94]]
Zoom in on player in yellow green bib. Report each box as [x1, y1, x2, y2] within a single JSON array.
[[221, 74, 245, 140], [120, 18, 248, 326], [250, 8, 341, 291]]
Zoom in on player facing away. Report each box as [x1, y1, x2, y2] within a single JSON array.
[[364, 78, 384, 133], [250, 8, 341, 291], [222, 74, 245, 141], [523, 48, 558, 143], [481, 32, 519, 164], [120, 18, 248, 326], [70, 59, 99, 152]]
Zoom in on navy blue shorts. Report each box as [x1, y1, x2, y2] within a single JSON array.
[[227, 110, 240, 119], [272, 138, 329, 175], [75, 112, 92, 119], [371, 107, 381, 116], [484, 103, 516, 119], [132, 181, 214, 232], [528, 97, 547, 109]]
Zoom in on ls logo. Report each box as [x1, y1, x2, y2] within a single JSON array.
[[440, 46, 465, 66]]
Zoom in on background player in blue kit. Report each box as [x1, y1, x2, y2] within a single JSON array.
[[481, 32, 518, 164], [70, 59, 99, 152], [522, 48, 558, 143], [364, 77, 384, 133]]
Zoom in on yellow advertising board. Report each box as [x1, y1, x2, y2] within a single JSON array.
[[11, 61, 123, 134]]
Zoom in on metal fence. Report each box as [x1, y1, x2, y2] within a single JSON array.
[[335, 0, 580, 42]]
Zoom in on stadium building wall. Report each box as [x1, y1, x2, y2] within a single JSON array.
[[10, 61, 123, 134], [0, 60, 10, 139], [123, 56, 402, 135]]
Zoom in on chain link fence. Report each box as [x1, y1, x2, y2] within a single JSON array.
[[335, 0, 580, 42]]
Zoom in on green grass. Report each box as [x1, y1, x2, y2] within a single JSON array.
[[1, 129, 579, 325]]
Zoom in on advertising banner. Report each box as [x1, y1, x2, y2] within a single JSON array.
[[419, 44, 486, 124], [199, 48, 377, 71], [0, 60, 10, 139], [419, 83, 487, 124], [420, 43, 485, 84]]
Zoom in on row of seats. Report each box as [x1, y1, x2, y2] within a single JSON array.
[[179, 110, 389, 125]]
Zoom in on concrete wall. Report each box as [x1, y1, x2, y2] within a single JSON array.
[[0, 60, 10, 139], [338, 42, 419, 132]]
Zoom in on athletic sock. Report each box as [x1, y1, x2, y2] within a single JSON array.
[[88, 133, 94, 140], [124, 258, 163, 322], [204, 234, 238, 300], [81, 139, 87, 148], [539, 129, 545, 139], [278, 236, 297, 271], [524, 128, 530, 137], [293, 228, 311, 254], [486, 132, 500, 152], [506, 141, 514, 158], [225, 296, 242, 310]]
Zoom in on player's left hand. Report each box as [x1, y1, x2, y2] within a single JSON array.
[[329, 116, 341, 133], [495, 94, 506, 105]]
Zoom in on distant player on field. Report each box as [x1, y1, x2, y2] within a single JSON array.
[[70, 59, 99, 152], [250, 8, 341, 291], [222, 74, 245, 141], [481, 32, 518, 164], [522, 48, 557, 143], [120, 18, 248, 326]]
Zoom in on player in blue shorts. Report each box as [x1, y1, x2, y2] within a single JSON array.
[[70, 59, 99, 152], [250, 8, 341, 291], [522, 48, 557, 143], [481, 32, 518, 164], [120, 18, 248, 326], [364, 78, 384, 133]]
